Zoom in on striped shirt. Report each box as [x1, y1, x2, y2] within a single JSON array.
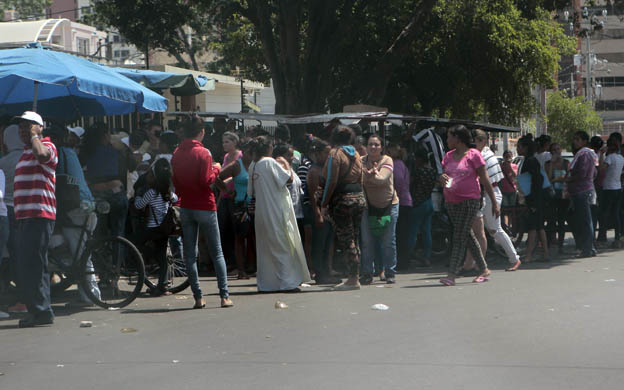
[[296, 156, 312, 205], [412, 128, 445, 175], [481, 146, 504, 184], [14, 137, 58, 220], [134, 188, 179, 228]]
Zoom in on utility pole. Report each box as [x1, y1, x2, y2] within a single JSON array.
[[586, 34, 592, 104]]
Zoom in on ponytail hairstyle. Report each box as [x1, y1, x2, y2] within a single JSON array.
[[272, 143, 292, 159], [152, 158, 174, 202], [253, 135, 273, 161]]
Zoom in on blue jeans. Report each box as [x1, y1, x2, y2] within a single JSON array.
[[571, 190, 595, 256], [180, 208, 229, 299], [408, 199, 434, 259], [361, 203, 399, 278], [6, 206, 18, 284], [169, 236, 183, 258], [17, 218, 55, 318]]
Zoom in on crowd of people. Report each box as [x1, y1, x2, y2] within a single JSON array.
[[1, 110, 622, 327]]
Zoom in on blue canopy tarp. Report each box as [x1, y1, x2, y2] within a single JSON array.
[[111, 67, 215, 96], [0, 44, 168, 118]]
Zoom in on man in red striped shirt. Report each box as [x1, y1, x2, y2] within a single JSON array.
[[14, 111, 58, 328]]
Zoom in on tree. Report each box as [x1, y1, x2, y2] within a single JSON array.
[[206, 0, 575, 120], [0, 0, 51, 19], [546, 90, 603, 147], [84, 0, 211, 70]]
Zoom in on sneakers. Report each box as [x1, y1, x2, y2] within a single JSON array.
[[8, 303, 27, 313], [359, 274, 373, 285], [386, 277, 396, 284]]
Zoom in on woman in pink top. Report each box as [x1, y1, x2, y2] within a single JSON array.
[[438, 125, 499, 286]]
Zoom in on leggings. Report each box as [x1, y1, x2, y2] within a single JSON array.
[[447, 199, 487, 275]]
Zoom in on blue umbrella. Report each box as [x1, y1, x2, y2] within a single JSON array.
[[0, 44, 168, 118]]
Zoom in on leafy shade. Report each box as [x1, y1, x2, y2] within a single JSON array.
[[84, 0, 211, 70], [0, 0, 51, 19], [208, 0, 575, 122], [546, 90, 603, 147]]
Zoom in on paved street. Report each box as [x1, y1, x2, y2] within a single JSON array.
[[2, 247, 624, 390]]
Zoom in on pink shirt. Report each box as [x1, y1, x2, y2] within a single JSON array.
[[442, 148, 485, 204]]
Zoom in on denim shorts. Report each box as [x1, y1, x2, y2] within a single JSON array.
[[502, 192, 517, 207]]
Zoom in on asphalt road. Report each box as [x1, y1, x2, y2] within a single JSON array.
[[2, 247, 624, 390]]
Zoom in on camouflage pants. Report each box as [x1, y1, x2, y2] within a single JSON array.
[[328, 192, 367, 278]]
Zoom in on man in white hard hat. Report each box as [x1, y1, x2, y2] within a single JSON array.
[[66, 126, 85, 151], [14, 111, 58, 327]]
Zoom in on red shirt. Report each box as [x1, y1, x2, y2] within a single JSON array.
[[171, 139, 220, 211], [14, 137, 58, 220]]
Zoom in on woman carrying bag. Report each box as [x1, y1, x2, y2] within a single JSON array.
[[360, 135, 399, 285]]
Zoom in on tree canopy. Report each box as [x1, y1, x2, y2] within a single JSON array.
[[546, 90, 603, 147], [84, 0, 211, 70], [0, 0, 51, 19], [205, 0, 575, 120], [86, 0, 576, 122]]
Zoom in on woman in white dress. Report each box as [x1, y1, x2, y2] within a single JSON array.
[[248, 136, 311, 292]]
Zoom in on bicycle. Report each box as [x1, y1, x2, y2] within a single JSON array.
[[48, 200, 145, 309], [142, 235, 189, 294]]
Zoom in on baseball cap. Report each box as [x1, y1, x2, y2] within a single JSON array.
[[67, 126, 85, 138], [16, 111, 43, 126]]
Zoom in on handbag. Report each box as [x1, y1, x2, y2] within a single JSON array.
[[150, 201, 182, 237], [232, 197, 251, 237], [56, 148, 81, 216]]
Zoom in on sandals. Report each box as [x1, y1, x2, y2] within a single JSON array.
[[472, 276, 491, 283], [439, 278, 455, 286], [221, 298, 234, 308], [505, 259, 522, 272]]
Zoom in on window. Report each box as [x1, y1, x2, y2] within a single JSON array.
[[76, 38, 90, 55], [113, 35, 120, 43], [114, 50, 120, 58], [120, 50, 130, 58]]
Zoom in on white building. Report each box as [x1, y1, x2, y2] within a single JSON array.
[[0, 18, 109, 61]]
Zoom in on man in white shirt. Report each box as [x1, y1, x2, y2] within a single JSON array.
[[465, 130, 521, 271], [598, 137, 624, 244]]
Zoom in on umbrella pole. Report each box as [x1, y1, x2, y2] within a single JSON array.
[[33, 81, 39, 112]]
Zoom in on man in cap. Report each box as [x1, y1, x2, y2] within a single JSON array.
[[66, 126, 85, 151], [14, 111, 58, 327]]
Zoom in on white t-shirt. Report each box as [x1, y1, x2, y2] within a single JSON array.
[[603, 153, 624, 190], [535, 151, 552, 169]]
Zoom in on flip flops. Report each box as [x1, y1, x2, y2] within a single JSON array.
[[472, 276, 491, 283], [505, 259, 522, 272], [439, 278, 455, 286]]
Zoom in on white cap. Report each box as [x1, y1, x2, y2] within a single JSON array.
[[17, 111, 43, 126], [67, 126, 85, 138]]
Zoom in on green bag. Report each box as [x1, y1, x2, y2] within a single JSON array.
[[367, 204, 392, 236]]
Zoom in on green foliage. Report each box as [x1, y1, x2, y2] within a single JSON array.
[[206, 0, 575, 120], [84, 0, 212, 70], [384, 1, 576, 123], [0, 0, 51, 19], [546, 90, 603, 147]]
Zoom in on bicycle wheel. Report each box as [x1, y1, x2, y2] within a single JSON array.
[[144, 255, 189, 294], [79, 236, 145, 309]]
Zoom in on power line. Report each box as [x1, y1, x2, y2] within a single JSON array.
[[2, 5, 92, 22]]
